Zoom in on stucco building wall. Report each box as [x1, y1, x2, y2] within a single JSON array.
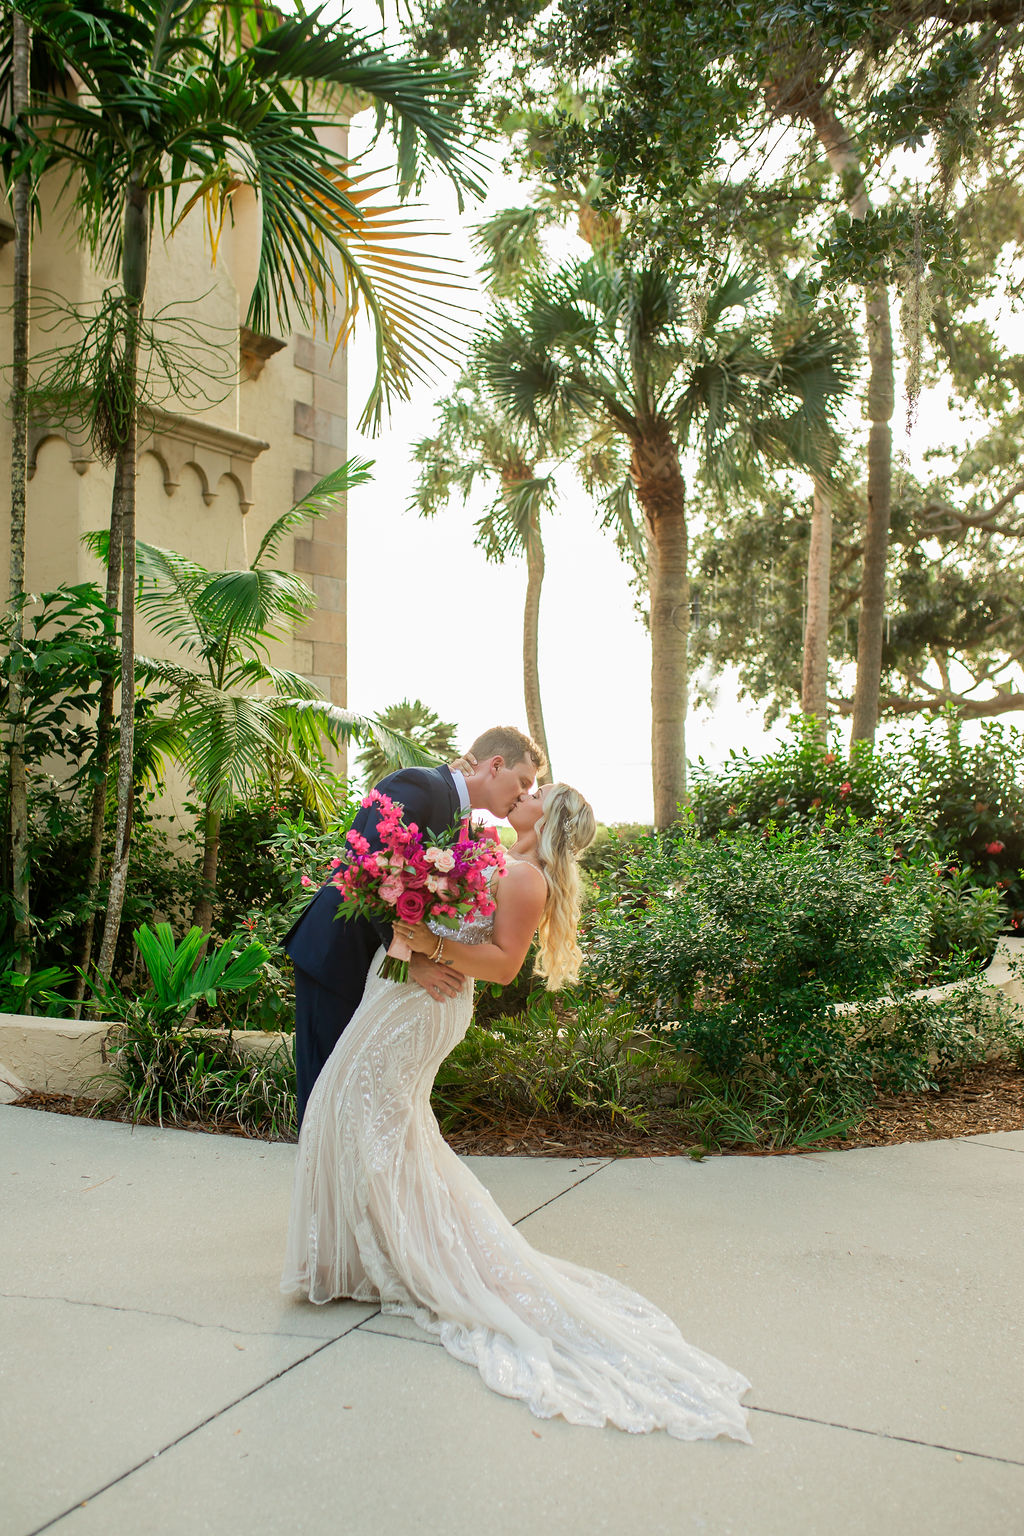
[[1, 147, 350, 792]]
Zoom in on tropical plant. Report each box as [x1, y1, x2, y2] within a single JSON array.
[[0, 964, 73, 1017], [99, 1015, 295, 1136], [115, 464, 439, 931], [479, 256, 854, 824], [1, 0, 484, 980], [355, 698, 457, 788], [89, 920, 269, 1029]]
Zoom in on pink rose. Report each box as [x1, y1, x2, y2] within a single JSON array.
[[396, 890, 426, 922], [379, 877, 405, 905]]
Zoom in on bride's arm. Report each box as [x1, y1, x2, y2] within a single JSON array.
[[397, 862, 547, 986]]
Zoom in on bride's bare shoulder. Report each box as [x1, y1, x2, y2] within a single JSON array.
[[500, 856, 547, 899]]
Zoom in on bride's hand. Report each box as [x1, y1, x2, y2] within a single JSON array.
[[393, 920, 434, 954]]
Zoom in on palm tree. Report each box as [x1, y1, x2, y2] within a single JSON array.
[[410, 380, 561, 777], [801, 478, 833, 736], [125, 463, 439, 932], [4, 0, 484, 977], [479, 258, 854, 825], [410, 376, 644, 782], [4, 12, 32, 973], [356, 699, 458, 789]]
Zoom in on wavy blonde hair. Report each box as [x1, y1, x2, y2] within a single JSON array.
[[533, 783, 597, 991]]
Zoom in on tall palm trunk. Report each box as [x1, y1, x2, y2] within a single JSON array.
[[522, 514, 551, 783], [804, 96, 895, 745], [631, 425, 688, 827], [7, 14, 32, 975], [71, 462, 124, 1009], [192, 803, 222, 934], [95, 175, 147, 981], [801, 478, 833, 736]]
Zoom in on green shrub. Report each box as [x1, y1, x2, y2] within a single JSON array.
[[100, 1020, 295, 1138], [581, 821, 1023, 1129], [689, 714, 1024, 925], [432, 992, 698, 1135], [689, 719, 893, 835]]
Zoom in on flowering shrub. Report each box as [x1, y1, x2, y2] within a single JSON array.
[[581, 821, 1021, 1126], [690, 714, 1024, 925]]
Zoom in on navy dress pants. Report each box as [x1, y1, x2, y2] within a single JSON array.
[[294, 966, 349, 1129]]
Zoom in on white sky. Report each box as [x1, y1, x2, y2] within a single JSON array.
[[334, 3, 1015, 824]]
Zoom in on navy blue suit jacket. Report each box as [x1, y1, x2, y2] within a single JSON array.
[[283, 765, 462, 997]]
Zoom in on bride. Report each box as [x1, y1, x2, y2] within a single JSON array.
[[281, 781, 751, 1442]]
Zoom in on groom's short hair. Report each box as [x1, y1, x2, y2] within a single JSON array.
[[469, 726, 546, 775]]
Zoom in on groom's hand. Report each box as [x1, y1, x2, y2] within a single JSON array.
[[409, 952, 465, 1000]]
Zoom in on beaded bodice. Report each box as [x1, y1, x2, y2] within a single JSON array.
[[426, 905, 494, 946]]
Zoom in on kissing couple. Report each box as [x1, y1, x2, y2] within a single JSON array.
[[281, 724, 751, 1442]]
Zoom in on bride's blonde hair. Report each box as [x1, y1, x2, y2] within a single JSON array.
[[533, 784, 597, 991]]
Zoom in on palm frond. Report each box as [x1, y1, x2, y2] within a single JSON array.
[[199, 568, 317, 639], [280, 699, 441, 771], [474, 474, 554, 562], [252, 458, 375, 569], [471, 205, 548, 295], [134, 540, 213, 657]]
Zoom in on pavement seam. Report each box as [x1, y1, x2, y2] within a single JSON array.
[[0, 1290, 331, 1343], [358, 1321, 440, 1347], [958, 1139, 1024, 1155], [506, 1159, 616, 1227], [750, 1405, 1024, 1467], [24, 1315, 370, 1536]]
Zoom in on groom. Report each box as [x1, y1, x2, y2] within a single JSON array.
[[285, 725, 545, 1125]]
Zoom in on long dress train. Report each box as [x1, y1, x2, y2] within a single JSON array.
[[281, 906, 751, 1442]]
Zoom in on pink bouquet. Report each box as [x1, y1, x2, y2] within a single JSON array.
[[329, 789, 506, 983]]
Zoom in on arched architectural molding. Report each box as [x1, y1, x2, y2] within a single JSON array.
[[27, 411, 268, 512], [141, 408, 268, 512], [27, 425, 94, 479]]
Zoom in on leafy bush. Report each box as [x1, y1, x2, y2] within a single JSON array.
[[89, 923, 269, 1028], [581, 821, 1023, 1132], [689, 714, 1024, 925], [432, 993, 697, 1135], [689, 720, 893, 834], [896, 719, 1024, 919], [579, 822, 657, 878], [100, 1021, 295, 1138]]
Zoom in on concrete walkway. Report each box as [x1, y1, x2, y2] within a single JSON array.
[[1, 1105, 1022, 1536]]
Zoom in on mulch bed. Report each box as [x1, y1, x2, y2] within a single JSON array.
[[10, 1061, 1024, 1155]]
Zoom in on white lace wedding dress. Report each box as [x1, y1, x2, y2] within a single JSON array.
[[281, 899, 752, 1442]]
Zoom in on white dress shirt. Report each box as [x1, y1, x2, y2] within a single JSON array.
[[450, 767, 471, 816]]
